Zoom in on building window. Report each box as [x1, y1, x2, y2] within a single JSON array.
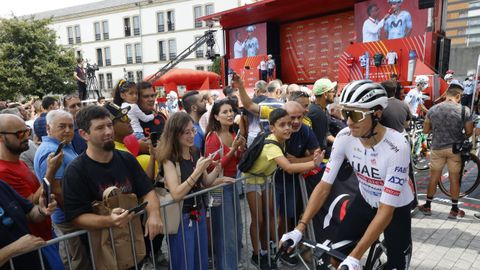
[[157, 12, 165, 32], [136, 70, 143, 83], [159, 40, 166, 61], [74, 25, 81, 43], [126, 44, 133, 64], [205, 4, 214, 16], [98, 74, 105, 90], [124, 18, 131, 37], [195, 36, 204, 58], [133, 16, 141, 36], [96, 48, 103, 67], [167, 10, 175, 31], [106, 73, 113, 89], [194, 6, 203, 28], [94, 22, 101, 41], [67, 27, 74, 45], [127, 71, 134, 81], [102, 21, 109, 39], [168, 39, 177, 59], [135, 44, 142, 63], [104, 47, 111, 66], [196, 66, 205, 71]]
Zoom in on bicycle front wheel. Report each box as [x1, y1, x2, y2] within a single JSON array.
[[438, 153, 480, 198]]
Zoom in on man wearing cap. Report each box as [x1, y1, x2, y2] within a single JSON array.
[[245, 25, 259, 57], [308, 78, 337, 154], [462, 71, 476, 108], [105, 102, 156, 178]]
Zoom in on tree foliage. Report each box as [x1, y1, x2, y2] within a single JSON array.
[[0, 17, 76, 100]]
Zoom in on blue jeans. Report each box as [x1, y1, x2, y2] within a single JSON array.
[[211, 184, 243, 270], [168, 209, 208, 270]]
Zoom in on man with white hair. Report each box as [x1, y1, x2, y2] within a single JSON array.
[[384, 0, 412, 39], [33, 110, 89, 269]]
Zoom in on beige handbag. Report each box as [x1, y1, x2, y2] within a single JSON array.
[[155, 162, 184, 234], [90, 186, 146, 270]]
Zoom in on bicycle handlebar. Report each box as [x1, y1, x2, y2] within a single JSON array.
[[276, 238, 347, 264]]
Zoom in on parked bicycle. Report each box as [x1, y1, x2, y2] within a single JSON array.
[[276, 237, 387, 270], [437, 133, 480, 198], [407, 118, 431, 171]]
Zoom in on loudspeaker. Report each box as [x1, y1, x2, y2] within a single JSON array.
[[436, 37, 451, 75], [419, 0, 435, 9]]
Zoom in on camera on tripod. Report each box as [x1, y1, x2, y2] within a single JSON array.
[[86, 63, 99, 77]]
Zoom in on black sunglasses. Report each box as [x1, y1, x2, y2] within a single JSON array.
[[0, 127, 32, 139]]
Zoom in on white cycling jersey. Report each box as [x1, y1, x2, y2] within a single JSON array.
[[322, 127, 414, 208]]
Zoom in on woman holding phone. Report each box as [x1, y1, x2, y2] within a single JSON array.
[[156, 112, 234, 270], [205, 99, 246, 270]]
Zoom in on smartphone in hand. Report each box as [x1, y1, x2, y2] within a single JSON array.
[[127, 201, 148, 214], [42, 178, 51, 206], [150, 132, 159, 147], [54, 141, 66, 156]]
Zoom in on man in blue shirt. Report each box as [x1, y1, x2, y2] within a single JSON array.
[[33, 109, 90, 270], [462, 72, 476, 108], [182, 91, 208, 153]]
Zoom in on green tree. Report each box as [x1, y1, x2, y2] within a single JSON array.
[[0, 17, 76, 100], [211, 56, 223, 86]]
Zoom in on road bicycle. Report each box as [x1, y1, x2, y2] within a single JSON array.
[[437, 131, 480, 198], [407, 118, 431, 171], [276, 237, 387, 270]]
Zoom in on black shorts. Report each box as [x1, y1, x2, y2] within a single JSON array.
[[332, 194, 412, 270], [268, 68, 274, 76]]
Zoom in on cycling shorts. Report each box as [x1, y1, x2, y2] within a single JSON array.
[[332, 193, 412, 270]]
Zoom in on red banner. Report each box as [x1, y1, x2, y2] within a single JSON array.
[[280, 12, 355, 84]]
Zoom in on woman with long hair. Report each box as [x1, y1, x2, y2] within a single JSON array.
[[204, 99, 246, 270], [156, 112, 234, 270]]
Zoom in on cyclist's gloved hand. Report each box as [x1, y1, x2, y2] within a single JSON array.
[[339, 256, 362, 270], [280, 229, 302, 248]]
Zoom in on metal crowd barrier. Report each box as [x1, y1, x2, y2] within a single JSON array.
[[8, 172, 316, 270]]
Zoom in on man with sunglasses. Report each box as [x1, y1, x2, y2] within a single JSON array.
[[281, 80, 413, 270], [0, 113, 63, 269]]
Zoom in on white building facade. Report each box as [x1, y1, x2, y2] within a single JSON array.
[[32, 0, 244, 96]]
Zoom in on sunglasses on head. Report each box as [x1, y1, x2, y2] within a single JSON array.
[[119, 80, 135, 92], [0, 127, 32, 139], [341, 109, 374, 123]]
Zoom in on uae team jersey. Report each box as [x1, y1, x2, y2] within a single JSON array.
[[322, 127, 414, 208]]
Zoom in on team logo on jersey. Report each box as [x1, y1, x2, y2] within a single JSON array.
[[390, 20, 403, 28], [388, 176, 406, 186], [394, 166, 407, 173], [384, 139, 399, 153], [384, 187, 400, 196]]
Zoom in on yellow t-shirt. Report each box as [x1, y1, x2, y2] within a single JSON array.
[[259, 105, 312, 127], [243, 134, 284, 185], [114, 141, 158, 174]]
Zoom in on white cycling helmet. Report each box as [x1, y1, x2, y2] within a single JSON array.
[[444, 73, 453, 80], [467, 71, 475, 77], [340, 80, 388, 110], [246, 25, 255, 33], [415, 75, 429, 89]]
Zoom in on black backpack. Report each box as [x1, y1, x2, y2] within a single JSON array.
[[238, 132, 285, 175]]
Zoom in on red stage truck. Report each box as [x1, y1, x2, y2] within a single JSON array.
[[200, 0, 450, 105]]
